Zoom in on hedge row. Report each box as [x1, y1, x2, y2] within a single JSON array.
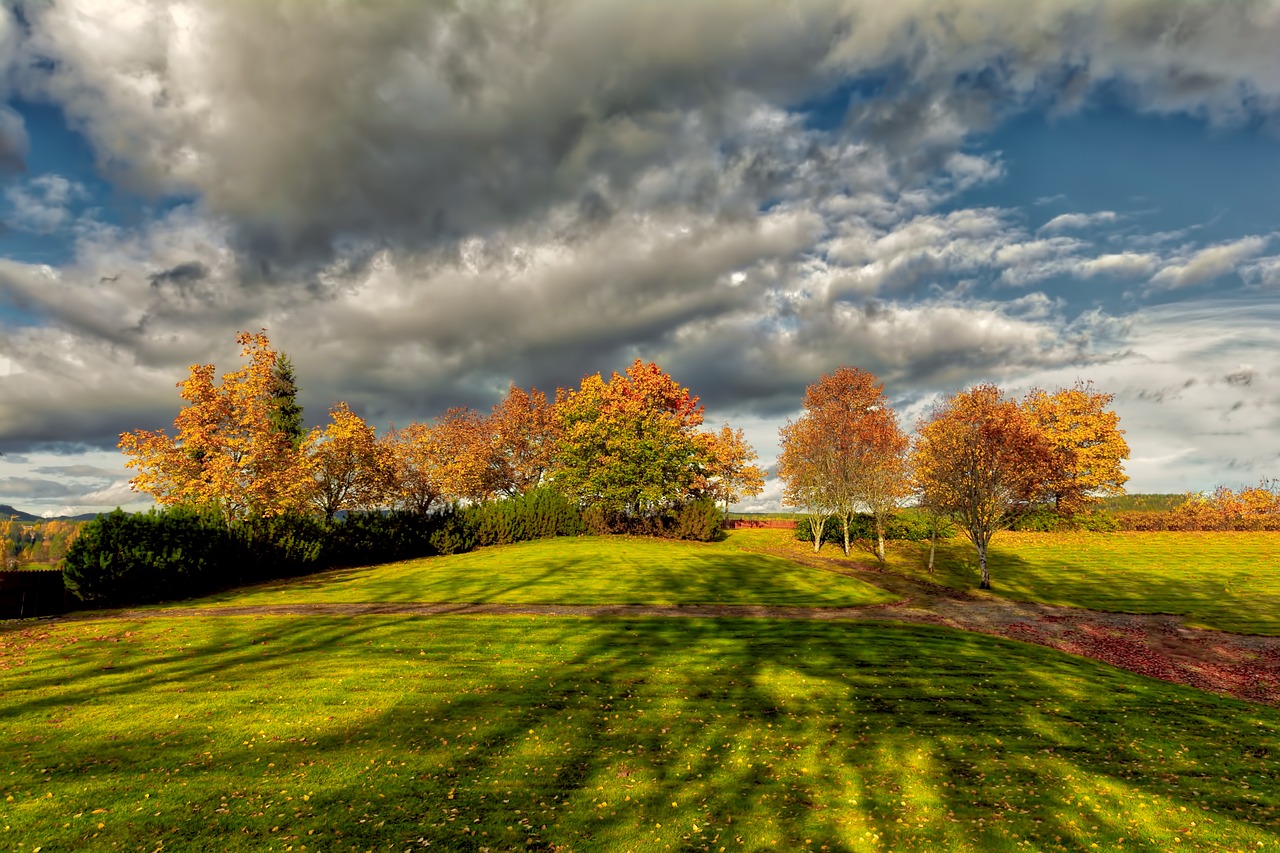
[[62, 487, 719, 606], [1109, 509, 1280, 532]]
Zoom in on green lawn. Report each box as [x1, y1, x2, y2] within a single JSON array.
[[2, 615, 1276, 852], [194, 534, 896, 609], [852, 529, 1280, 635]]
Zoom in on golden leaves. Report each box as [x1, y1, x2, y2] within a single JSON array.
[[119, 331, 315, 520], [1022, 381, 1130, 515]]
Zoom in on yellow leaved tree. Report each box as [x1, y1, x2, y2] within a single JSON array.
[[119, 331, 316, 520], [309, 402, 395, 522], [1022, 381, 1129, 515]]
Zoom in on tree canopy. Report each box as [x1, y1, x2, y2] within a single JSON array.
[[554, 360, 710, 517], [1022, 381, 1130, 516], [912, 384, 1055, 588], [777, 367, 909, 560], [119, 331, 314, 521]]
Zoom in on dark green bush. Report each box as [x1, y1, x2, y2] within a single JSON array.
[[428, 506, 479, 556], [672, 498, 723, 541], [326, 510, 441, 565], [473, 486, 584, 546], [1009, 507, 1121, 533]]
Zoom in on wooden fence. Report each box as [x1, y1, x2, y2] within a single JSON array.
[[723, 519, 797, 529], [0, 569, 66, 619]]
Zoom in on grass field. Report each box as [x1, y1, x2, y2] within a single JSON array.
[[2, 615, 1277, 852], [194, 535, 897, 609], [793, 529, 1280, 635]]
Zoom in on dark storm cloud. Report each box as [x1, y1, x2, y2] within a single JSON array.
[[14, 0, 1280, 268], [1, 0, 1280, 506], [148, 261, 208, 290]]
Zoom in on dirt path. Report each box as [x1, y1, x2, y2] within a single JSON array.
[[45, 546, 1280, 708]]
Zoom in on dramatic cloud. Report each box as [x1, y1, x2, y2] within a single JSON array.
[[1, 0, 1279, 513], [14, 0, 1280, 265]]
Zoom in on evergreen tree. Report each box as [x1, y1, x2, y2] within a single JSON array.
[[269, 353, 306, 448]]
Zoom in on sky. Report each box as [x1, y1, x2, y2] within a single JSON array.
[[0, 0, 1278, 517]]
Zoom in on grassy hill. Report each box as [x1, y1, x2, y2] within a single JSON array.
[[2, 531, 1278, 851], [195, 534, 896, 609]]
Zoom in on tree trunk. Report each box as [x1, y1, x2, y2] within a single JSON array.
[[841, 514, 851, 556], [810, 516, 823, 552], [927, 518, 938, 574], [978, 540, 991, 589], [874, 516, 886, 565]]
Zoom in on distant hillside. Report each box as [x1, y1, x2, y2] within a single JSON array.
[[0, 504, 105, 523], [0, 504, 45, 522]]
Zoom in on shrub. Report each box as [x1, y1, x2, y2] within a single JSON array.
[[473, 486, 584, 546], [428, 506, 478, 556], [239, 512, 328, 578], [63, 506, 332, 606], [326, 511, 440, 565], [65, 507, 238, 605], [672, 498, 723, 541]]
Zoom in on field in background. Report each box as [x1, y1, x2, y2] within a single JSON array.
[[768, 528, 1280, 635]]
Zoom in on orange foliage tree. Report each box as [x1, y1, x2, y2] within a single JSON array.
[[1022, 381, 1129, 515], [381, 407, 494, 514], [778, 367, 909, 560], [700, 424, 766, 513], [489, 384, 560, 497], [119, 331, 315, 521], [778, 414, 837, 553], [1173, 480, 1280, 531], [431, 406, 496, 504], [309, 402, 395, 522], [912, 384, 1054, 588], [554, 360, 709, 517], [381, 423, 444, 515]]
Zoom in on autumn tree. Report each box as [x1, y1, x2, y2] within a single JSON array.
[[912, 384, 1054, 589], [1022, 381, 1129, 515], [310, 402, 394, 522], [778, 367, 909, 559], [778, 415, 836, 552], [860, 427, 911, 564], [489, 384, 560, 497], [120, 331, 315, 521], [554, 360, 708, 517], [700, 424, 766, 513], [431, 406, 496, 504], [380, 407, 494, 515], [382, 423, 443, 515]]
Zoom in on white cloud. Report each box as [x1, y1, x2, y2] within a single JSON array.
[[1241, 255, 1280, 287], [4, 174, 88, 232], [1149, 235, 1271, 290], [1039, 211, 1120, 233]]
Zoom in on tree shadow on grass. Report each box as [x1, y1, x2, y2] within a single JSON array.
[[173, 537, 890, 610], [3, 614, 1278, 852]]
